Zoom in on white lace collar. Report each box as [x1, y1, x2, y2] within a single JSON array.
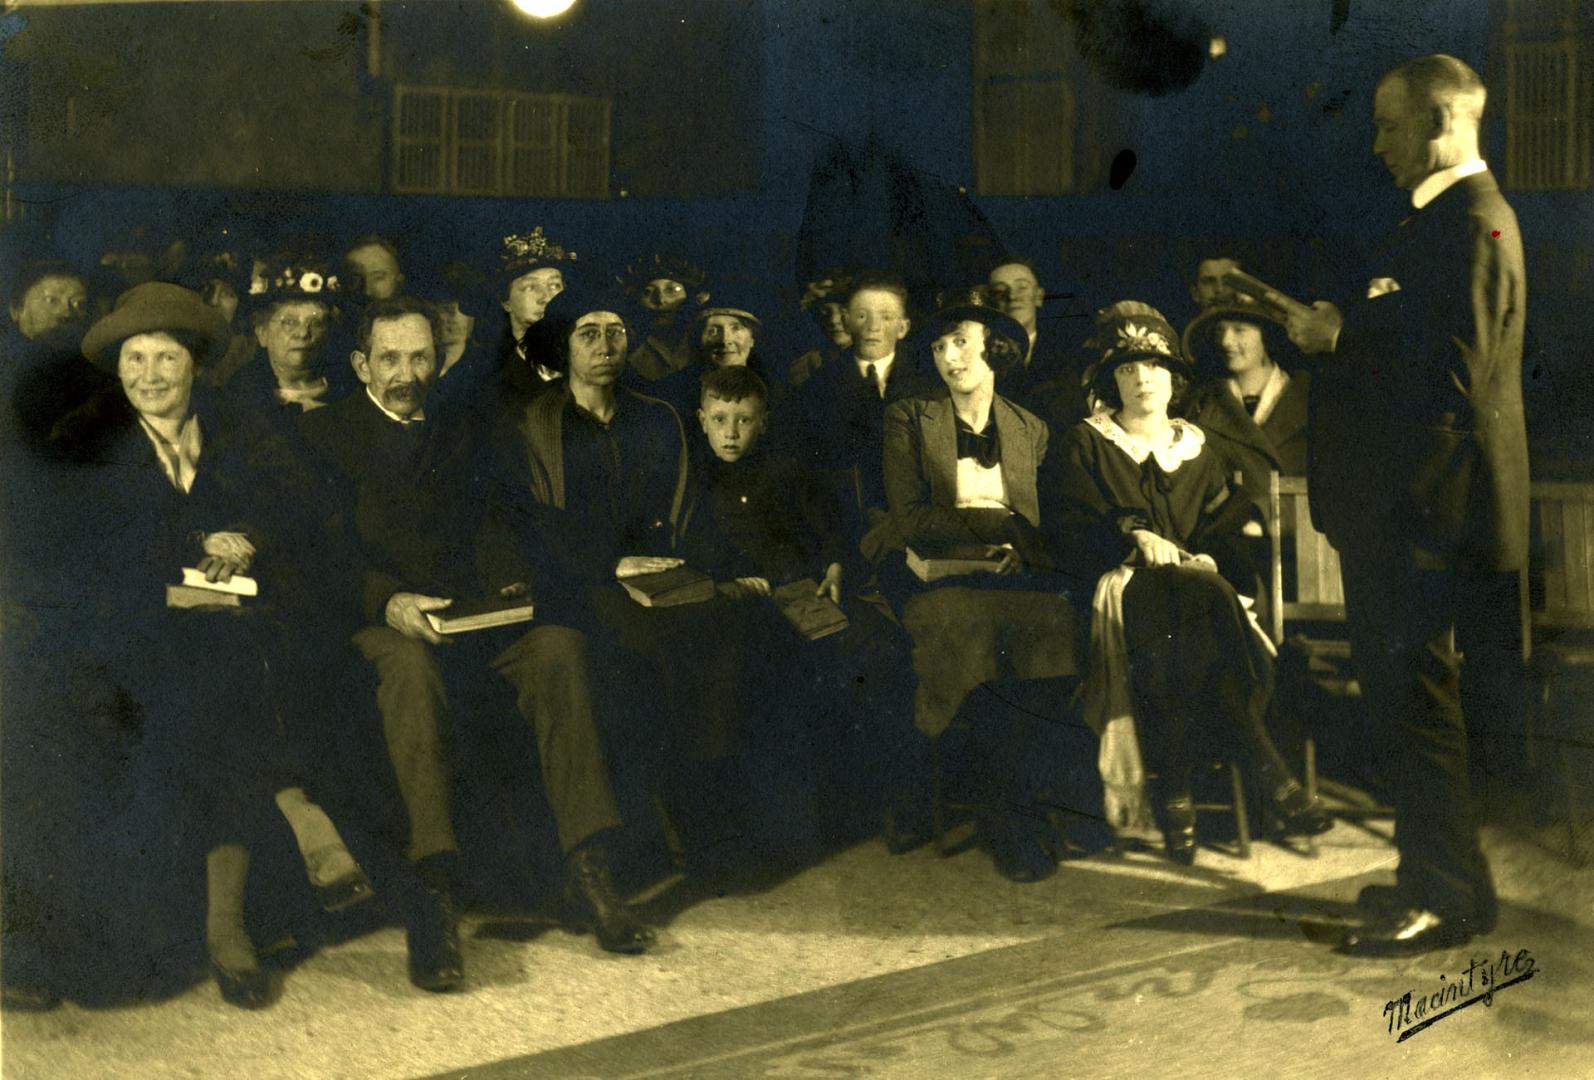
[[1087, 412, 1205, 472]]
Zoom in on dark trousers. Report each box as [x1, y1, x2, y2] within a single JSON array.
[[352, 622, 621, 860], [1339, 550, 1498, 922]]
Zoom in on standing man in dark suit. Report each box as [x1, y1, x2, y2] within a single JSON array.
[[1287, 54, 1528, 956], [300, 297, 655, 993]]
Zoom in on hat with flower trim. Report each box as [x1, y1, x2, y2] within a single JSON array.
[[1080, 301, 1194, 389], [245, 255, 345, 317], [497, 226, 579, 292]]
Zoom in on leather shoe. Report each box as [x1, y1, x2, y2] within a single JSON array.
[[984, 812, 1056, 883], [1338, 907, 1474, 957], [566, 845, 655, 955], [211, 961, 275, 1010], [315, 867, 375, 914], [1357, 883, 1497, 935], [1270, 782, 1333, 837], [406, 877, 464, 992], [1162, 795, 1197, 866]]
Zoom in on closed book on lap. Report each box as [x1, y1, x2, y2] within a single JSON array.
[[166, 584, 244, 609], [620, 566, 715, 608], [771, 579, 849, 641], [180, 567, 259, 596], [905, 543, 1007, 583], [425, 596, 536, 635]]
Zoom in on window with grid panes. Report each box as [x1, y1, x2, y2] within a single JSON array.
[[972, 0, 1077, 196], [1502, 0, 1593, 190], [391, 85, 611, 197]]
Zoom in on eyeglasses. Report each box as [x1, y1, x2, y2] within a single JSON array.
[[272, 314, 327, 334]]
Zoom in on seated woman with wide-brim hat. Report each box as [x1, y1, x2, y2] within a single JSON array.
[[1054, 301, 1330, 866], [77, 282, 370, 1008]]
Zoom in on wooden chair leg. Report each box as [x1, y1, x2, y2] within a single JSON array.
[[1231, 762, 1252, 859], [1304, 737, 1320, 856]]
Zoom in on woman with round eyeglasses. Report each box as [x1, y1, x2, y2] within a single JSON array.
[[1055, 302, 1330, 866], [238, 256, 350, 418]]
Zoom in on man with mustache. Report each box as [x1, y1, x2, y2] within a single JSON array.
[[299, 296, 655, 994]]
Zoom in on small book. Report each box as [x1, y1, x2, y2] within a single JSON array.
[[1219, 269, 1312, 321], [905, 543, 1008, 583], [425, 595, 536, 635], [166, 583, 243, 609], [619, 565, 715, 608], [771, 578, 849, 641], [180, 567, 258, 596]]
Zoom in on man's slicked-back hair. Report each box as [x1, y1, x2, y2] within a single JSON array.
[[1384, 53, 1487, 123], [357, 295, 440, 356], [699, 364, 769, 409]]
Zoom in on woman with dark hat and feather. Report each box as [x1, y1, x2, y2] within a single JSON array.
[[1054, 301, 1330, 865], [73, 283, 371, 1008]]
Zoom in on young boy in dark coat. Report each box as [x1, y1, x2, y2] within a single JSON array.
[[678, 366, 921, 850]]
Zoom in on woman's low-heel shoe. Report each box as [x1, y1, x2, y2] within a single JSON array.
[[1272, 783, 1333, 837], [306, 847, 376, 913], [985, 813, 1057, 883], [1163, 796, 1197, 866], [211, 961, 274, 1010], [314, 867, 375, 913]]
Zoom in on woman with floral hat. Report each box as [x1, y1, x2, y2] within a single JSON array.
[[1055, 302, 1330, 865]]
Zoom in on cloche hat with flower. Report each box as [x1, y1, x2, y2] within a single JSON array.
[[1080, 300, 1193, 390], [498, 226, 579, 291], [245, 255, 345, 317]]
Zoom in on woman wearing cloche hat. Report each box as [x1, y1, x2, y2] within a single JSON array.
[[78, 282, 372, 1008], [881, 288, 1096, 883], [1054, 301, 1331, 866]]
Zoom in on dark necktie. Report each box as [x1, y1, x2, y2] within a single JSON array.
[[1242, 395, 1260, 417]]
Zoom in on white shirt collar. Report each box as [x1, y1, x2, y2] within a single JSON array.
[[138, 413, 202, 493], [366, 386, 425, 424], [856, 352, 895, 397], [1412, 158, 1487, 210]]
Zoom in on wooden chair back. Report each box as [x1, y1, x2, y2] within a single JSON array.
[[1268, 472, 1346, 645]]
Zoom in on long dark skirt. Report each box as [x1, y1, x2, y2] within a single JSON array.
[[1121, 564, 1287, 788]]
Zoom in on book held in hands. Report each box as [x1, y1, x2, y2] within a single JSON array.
[[425, 595, 537, 635], [770, 578, 849, 641], [619, 565, 715, 608], [166, 567, 259, 609], [905, 543, 1009, 583]]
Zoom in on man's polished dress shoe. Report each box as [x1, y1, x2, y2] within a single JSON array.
[[1338, 907, 1474, 957], [407, 875, 464, 992], [1356, 884, 1498, 934], [566, 845, 656, 955]]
